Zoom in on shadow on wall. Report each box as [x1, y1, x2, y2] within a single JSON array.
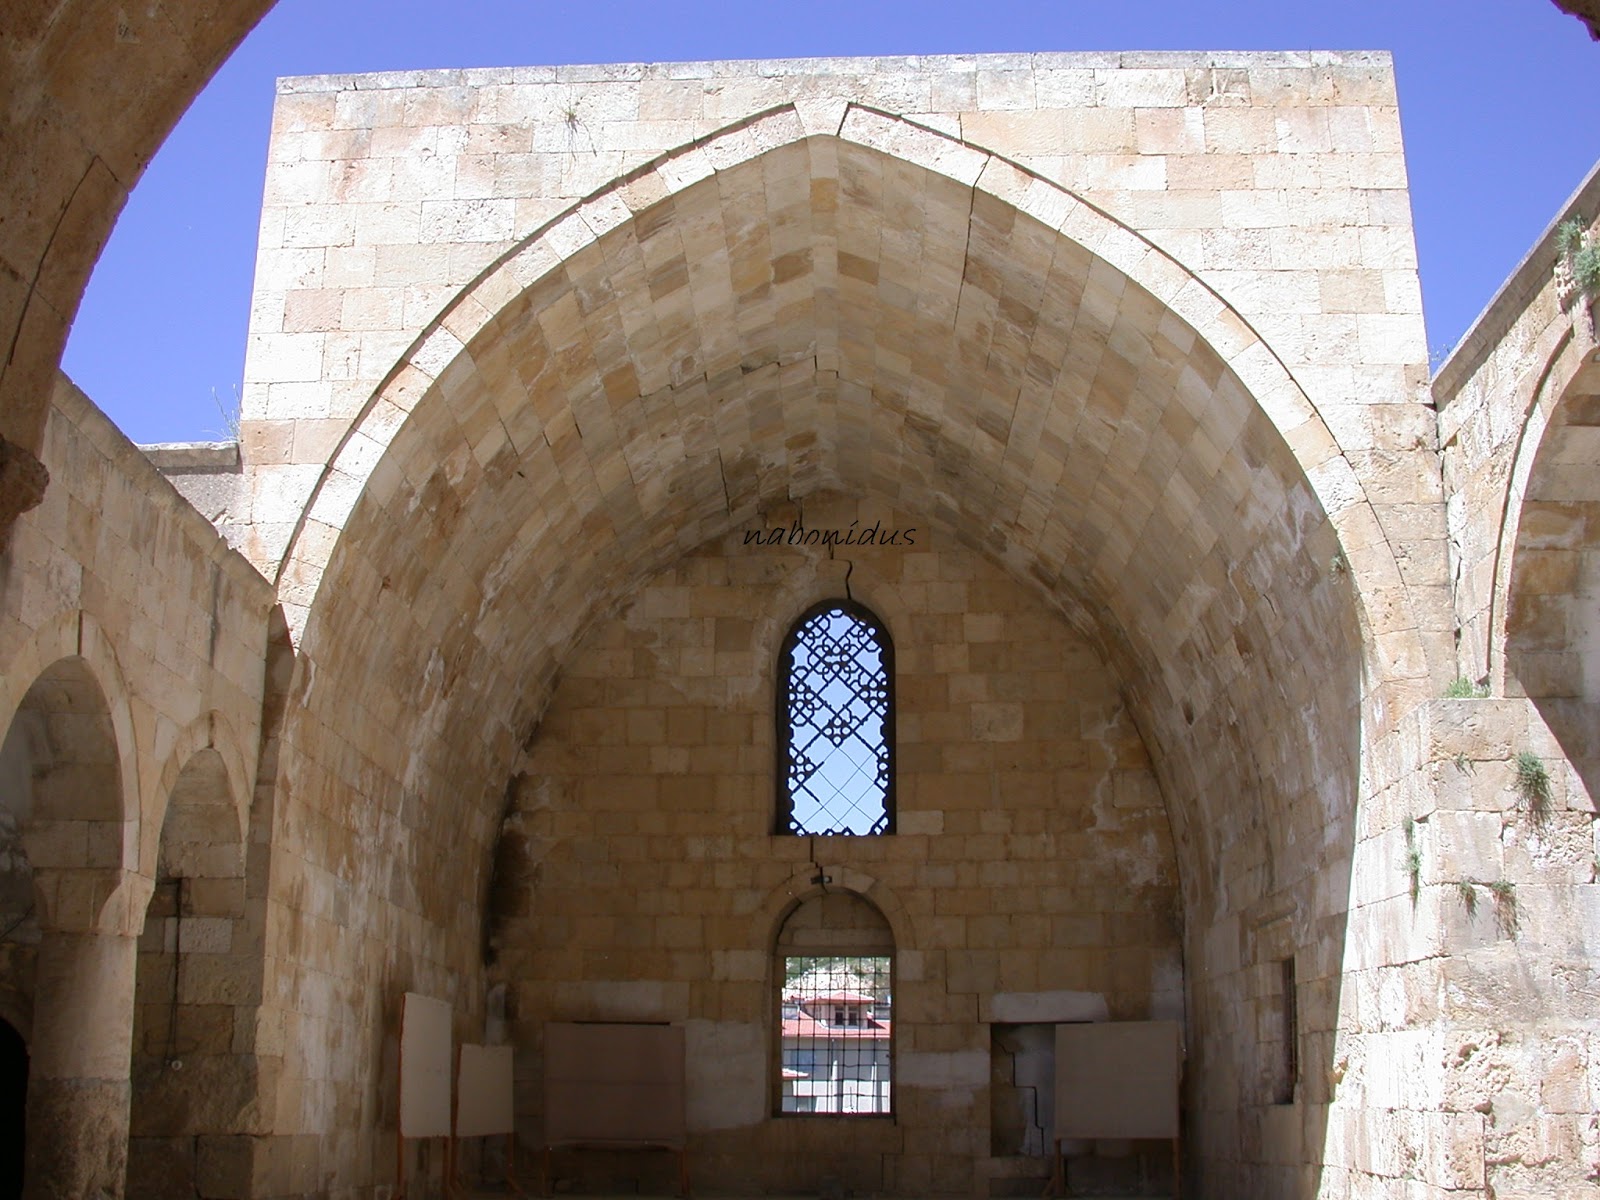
[[0, 1018, 23, 1200]]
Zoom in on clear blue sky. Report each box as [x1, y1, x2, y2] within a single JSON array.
[[62, 0, 1600, 445]]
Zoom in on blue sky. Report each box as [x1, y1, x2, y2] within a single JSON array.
[[63, 0, 1599, 444]]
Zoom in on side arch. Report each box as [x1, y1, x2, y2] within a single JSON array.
[[0, 623, 146, 1198], [139, 711, 253, 882], [127, 741, 256, 1197], [1484, 314, 1596, 692], [0, 610, 140, 852], [1500, 316, 1600, 797]]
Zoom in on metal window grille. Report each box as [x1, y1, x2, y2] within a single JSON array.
[[778, 602, 893, 835], [779, 956, 891, 1114]]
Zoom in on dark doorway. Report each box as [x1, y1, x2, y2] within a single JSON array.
[[0, 1018, 24, 1199]]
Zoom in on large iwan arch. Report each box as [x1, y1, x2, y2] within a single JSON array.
[[254, 108, 1379, 1196], [1, 27, 1596, 1198]]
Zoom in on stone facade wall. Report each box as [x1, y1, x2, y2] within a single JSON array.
[[1413, 163, 1600, 1200], [0, 376, 271, 894], [0, 374, 274, 1196], [1433, 163, 1600, 695], [236, 53, 1437, 632], [1338, 697, 1600, 1198], [0, 43, 1593, 1200], [491, 500, 1182, 1196], [227, 52, 1440, 1199]]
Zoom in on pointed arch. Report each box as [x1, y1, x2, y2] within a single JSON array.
[[269, 98, 1381, 1196], [127, 741, 254, 1196], [141, 711, 253, 881], [1500, 333, 1600, 799], [276, 103, 1417, 693]]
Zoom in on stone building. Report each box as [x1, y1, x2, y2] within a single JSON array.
[[0, 32, 1598, 1200]]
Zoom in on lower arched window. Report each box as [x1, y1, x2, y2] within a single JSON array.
[[775, 891, 893, 1115]]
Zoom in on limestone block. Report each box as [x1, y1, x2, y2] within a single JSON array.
[[244, 333, 326, 385], [1425, 810, 1506, 884], [419, 198, 516, 244]]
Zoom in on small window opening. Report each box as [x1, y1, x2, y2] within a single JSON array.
[[1276, 956, 1298, 1105], [780, 956, 891, 1115]]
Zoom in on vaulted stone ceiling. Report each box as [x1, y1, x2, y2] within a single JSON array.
[[1, 0, 1590, 524], [282, 135, 1363, 950]]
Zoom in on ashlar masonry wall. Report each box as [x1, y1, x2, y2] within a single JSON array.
[[0, 375, 274, 1196], [225, 50, 1452, 1200], [490, 499, 1183, 1197], [1423, 161, 1600, 1200], [234, 51, 1439, 661]]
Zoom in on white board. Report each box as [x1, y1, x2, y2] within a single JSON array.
[[1054, 1020, 1182, 1141], [456, 1043, 514, 1137], [400, 991, 453, 1138]]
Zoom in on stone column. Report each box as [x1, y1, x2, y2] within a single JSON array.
[[23, 928, 138, 1200]]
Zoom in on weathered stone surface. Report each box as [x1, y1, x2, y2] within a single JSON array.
[[0, 39, 1595, 1200], [23, 1077, 130, 1199], [125, 1136, 199, 1200]]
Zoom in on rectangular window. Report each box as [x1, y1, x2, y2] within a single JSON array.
[[779, 955, 891, 1114], [1277, 956, 1297, 1105]]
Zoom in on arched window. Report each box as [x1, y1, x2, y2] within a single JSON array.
[[775, 891, 893, 1115], [776, 601, 894, 836]]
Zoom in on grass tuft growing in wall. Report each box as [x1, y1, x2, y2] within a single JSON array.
[[1557, 214, 1600, 298], [1402, 817, 1421, 906], [1513, 751, 1552, 824]]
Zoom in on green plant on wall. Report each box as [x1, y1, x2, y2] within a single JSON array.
[[1557, 215, 1600, 298], [1486, 880, 1518, 937], [1444, 676, 1488, 699], [1513, 750, 1552, 823], [1452, 879, 1518, 938], [1577, 246, 1600, 296], [1402, 817, 1421, 906], [1557, 216, 1585, 256]]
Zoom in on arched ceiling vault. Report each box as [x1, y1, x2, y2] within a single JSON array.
[[285, 111, 1371, 934]]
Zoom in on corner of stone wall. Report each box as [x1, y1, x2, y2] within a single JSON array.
[[1338, 695, 1599, 1197]]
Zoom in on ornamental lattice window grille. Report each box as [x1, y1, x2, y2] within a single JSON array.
[[777, 601, 894, 836]]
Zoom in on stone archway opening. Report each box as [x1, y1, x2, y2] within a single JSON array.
[[0, 655, 139, 1199], [271, 126, 1371, 1194], [1504, 380, 1600, 799], [127, 746, 249, 1198]]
